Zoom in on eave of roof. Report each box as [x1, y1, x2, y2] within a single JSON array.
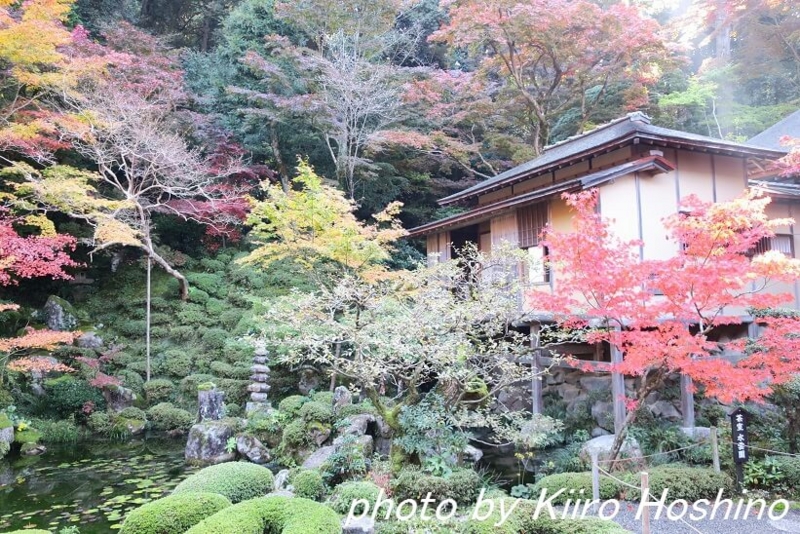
[[408, 155, 675, 238], [439, 113, 788, 207]]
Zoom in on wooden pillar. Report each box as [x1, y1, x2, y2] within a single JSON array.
[[610, 343, 626, 436], [530, 326, 543, 414], [680, 373, 695, 429]]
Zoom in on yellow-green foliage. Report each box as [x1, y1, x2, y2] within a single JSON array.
[[172, 462, 274, 503], [119, 492, 231, 534], [185, 496, 340, 534], [243, 159, 405, 276], [291, 469, 326, 501]]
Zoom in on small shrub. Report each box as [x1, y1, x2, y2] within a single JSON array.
[[320, 434, 367, 485], [623, 466, 734, 501], [118, 407, 146, 421], [336, 402, 378, 420], [217, 378, 249, 405], [31, 418, 81, 443], [143, 379, 175, 404], [44, 376, 106, 419], [147, 403, 195, 432], [88, 412, 112, 435], [157, 352, 194, 378], [117, 370, 145, 394], [299, 401, 334, 424], [773, 456, 800, 491], [312, 391, 335, 405], [327, 480, 383, 515], [392, 467, 483, 505], [173, 461, 274, 503], [278, 395, 308, 417], [292, 469, 326, 501], [185, 496, 340, 534], [120, 492, 231, 534], [180, 374, 215, 399], [531, 472, 620, 504]]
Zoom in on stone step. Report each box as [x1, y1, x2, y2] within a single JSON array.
[[248, 383, 271, 393], [250, 392, 269, 402], [251, 364, 270, 373]]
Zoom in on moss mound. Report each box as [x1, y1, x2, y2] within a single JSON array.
[[173, 461, 274, 503], [119, 492, 231, 534], [186, 495, 340, 534]]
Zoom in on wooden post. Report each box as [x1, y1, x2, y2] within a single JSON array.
[[530, 326, 543, 414], [591, 451, 600, 513], [610, 343, 626, 436], [641, 471, 651, 534], [711, 426, 720, 473], [680, 373, 695, 429]]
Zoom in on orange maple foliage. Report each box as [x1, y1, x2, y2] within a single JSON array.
[[530, 189, 800, 405], [6, 357, 74, 374]]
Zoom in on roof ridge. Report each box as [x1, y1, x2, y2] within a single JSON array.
[[542, 112, 650, 152]]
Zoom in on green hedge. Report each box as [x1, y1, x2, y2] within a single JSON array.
[[185, 496, 340, 534], [147, 403, 195, 432], [292, 469, 326, 501], [173, 462, 274, 503], [119, 492, 231, 534], [623, 466, 734, 501], [392, 468, 483, 505], [530, 472, 620, 505], [327, 480, 383, 515]]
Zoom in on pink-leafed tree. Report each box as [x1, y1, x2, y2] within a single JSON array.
[[529, 189, 800, 460], [0, 212, 80, 385]]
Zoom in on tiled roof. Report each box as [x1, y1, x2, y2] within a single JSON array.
[[440, 112, 787, 206], [748, 110, 800, 151]]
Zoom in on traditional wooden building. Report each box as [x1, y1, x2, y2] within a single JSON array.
[[409, 111, 799, 435]]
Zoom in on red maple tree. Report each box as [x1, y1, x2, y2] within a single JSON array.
[[0, 213, 80, 384], [529, 189, 800, 459]]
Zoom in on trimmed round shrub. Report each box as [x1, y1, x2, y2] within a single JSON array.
[[291, 469, 326, 501], [173, 461, 274, 503], [327, 480, 383, 515], [531, 472, 620, 504], [118, 406, 147, 421], [44, 376, 106, 418], [278, 395, 308, 417], [180, 374, 215, 399], [147, 403, 195, 432], [119, 492, 231, 534], [623, 466, 734, 501], [299, 401, 334, 424], [312, 391, 335, 405], [392, 467, 483, 505], [143, 379, 175, 404], [186, 496, 340, 534]]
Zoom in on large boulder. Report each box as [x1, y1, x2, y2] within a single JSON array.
[[197, 388, 226, 422], [301, 445, 336, 469], [333, 386, 353, 413], [185, 419, 240, 465], [0, 419, 13, 459], [580, 434, 641, 463], [339, 414, 376, 437], [236, 434, 271, 464], [102, 385, 136, 412], [343, 517, 375, 534], [76, 332, 104, 350], [42, 295, 79, 331], [650, 400, 682, 421]]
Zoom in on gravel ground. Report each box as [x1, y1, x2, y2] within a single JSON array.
[[571, 501, 800, 533]]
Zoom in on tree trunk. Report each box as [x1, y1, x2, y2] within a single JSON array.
[[270, 124, 290, 193], [607, 367, 665, 463], [147, 246, 190, 300]]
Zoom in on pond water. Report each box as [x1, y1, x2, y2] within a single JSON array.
[[0, 436, 196, 533]]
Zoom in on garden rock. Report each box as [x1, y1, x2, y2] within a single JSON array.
[[298, 369, 321, 395], [309, 425, 331, 446], [29, 356, 59, 396], [102, 385, 136, 412], [301, 445, 336, 469], [185, 420, 238, 465], [580, 434, 641, 462], [462, 445, 483, 463], [333, 386, 352, 412], [197, 388, 225, 422], [0, 425, 13, 457], [265, 489, 295, 498], [76, 332, 104, 349], [591, 426, 611, 438], [236, 434, 271, 464], [339, 414, 376, 437], [342, 517, 375, 534], [42, 295, 79, 331], [681, 426, 711, 440], [650, 400, 682, 421], [21, 442, 47, 455], [274, 469, 290, 490]]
